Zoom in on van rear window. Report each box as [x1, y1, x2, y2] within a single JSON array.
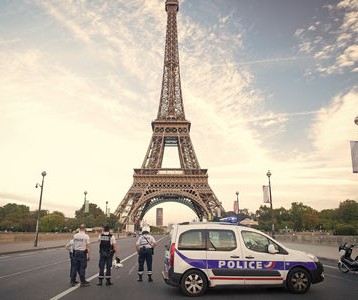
[[178, 229, 237, 251], [178, 230, 206, 250]]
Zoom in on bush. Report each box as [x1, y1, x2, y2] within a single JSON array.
[[334, 224, 358, 235]]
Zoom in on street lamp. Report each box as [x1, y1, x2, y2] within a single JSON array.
[[34, 171, 47, 247], [106, 201, 108, 217], [235, 191, 239, 223], [266, 170, 275, 238]]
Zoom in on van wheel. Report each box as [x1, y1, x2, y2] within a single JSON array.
[[180, 270, 207, 297], [286, 267, 311, 294]]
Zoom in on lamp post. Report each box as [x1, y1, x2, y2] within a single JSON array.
[[235, 191, 239, 223], [34, 171, 47, 247], [106, 201, 108, 217], [266, 170, 275, 238]]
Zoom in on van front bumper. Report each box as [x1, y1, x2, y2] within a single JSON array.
[[310, 261, 324, 284]]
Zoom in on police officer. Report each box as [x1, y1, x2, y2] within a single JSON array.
[[65, 239, 77, 283], [97, 225, 119, 286], [135, 230, 157, 282], [70, 224, 91, 287]]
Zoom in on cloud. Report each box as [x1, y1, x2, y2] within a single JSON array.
[[1, 0, 357, 223], [296, 0, 358, 75]]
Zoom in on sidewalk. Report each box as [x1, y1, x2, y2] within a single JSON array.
[[0, 237, 99, 255]]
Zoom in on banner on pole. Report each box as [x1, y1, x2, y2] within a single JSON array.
[[233, 201, 238, 214], [263, 185, 270, 203], [85, 200, 89, 214], [350, 141, 358, 173]]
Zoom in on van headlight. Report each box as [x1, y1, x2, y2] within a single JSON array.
[[307, 253, 319, 262]]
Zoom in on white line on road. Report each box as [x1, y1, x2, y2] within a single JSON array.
[[323, 264, 336, 269], [0, 259, 68, 279]]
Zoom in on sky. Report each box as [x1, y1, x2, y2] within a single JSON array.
[[1, 0, 357, 227]]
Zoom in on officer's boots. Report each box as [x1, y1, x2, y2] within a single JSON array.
[[148, 274, 153, 282], [106, 279, 113, 286], [97, 278, 103, 286], [137, 274, 143, 282]]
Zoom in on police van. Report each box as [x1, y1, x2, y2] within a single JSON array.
[[162, 218, 324, 297]]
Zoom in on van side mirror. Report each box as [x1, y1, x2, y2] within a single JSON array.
[[268, 244, 279, 254]]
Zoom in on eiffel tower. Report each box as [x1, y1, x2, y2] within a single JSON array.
[[114, 0, 225, 229]]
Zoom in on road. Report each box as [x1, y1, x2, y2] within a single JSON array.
[[0, 235, 357, 299]]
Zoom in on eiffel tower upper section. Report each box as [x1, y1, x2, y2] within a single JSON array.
[[142, 0, 200, 170], [114, 0, 225, 225], [157, 0, 185, 121]]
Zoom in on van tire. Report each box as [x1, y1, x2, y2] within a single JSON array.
[[286, 267, 311, 294], [180, 269, 208, 297]]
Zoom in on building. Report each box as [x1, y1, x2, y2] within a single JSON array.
[[156, 207, 163, 226]]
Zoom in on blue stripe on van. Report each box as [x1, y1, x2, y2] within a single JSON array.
[[175, 249, 317, 271]]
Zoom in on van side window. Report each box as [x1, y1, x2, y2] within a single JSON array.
[[178, 230, 206, 250], [208, 230, 236, 251], [241, 231, 279, 253]]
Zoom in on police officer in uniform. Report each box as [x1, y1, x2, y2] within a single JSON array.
[[65, 239, 77, 283], [135, 230, 157, 282], [70, 224, 91, 287], [97, 225, 119, 286]]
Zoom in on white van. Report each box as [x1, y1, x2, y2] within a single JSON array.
[[162, 219, 324, 296]]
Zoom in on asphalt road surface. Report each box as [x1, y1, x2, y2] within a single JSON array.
[[0, 235, 357, 300]]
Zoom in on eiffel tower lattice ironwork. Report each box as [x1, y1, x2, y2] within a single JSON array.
[[114, 0, 225, 228]]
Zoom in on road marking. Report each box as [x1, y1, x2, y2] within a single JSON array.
[[50, 236, 166, 300], [0, 259, 68, 279], [323, 264, 336, 269]]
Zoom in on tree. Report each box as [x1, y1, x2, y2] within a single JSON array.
[[75, 203, 106, 228], [336, 200, 358, 224], [255, 205, 272, 232], [39, 211, 65, 232], [0, 203, 31, 231], [318, 208, 337, 231]]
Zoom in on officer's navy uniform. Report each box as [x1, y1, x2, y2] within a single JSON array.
[[66, 239, 76, 282], [70, 229, 90, 286], [98, 229, 116, 285], [136, 232, 156, 281]]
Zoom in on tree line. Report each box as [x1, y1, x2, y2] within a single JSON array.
[[234, 199, 358, 235], [1, 199, 357, 235], [0, 203, 118, 233]]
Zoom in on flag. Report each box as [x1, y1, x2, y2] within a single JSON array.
[[263, 185, 271, 203], [350, 141, 358, 173], [84, 200, 89, 214], [233, 201, 238, 214]]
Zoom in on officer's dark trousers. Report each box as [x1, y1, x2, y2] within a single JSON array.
[[71, 251, 87, 283], [98, 252, 114, 279], [69, 252, 74, 279], [138, 247, 153, 275]]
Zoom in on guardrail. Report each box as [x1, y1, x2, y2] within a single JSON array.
[[275, 233, 358, 246]]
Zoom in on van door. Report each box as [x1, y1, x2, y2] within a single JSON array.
[[205, 228, 245, 286], [239, 230, 286, 286]]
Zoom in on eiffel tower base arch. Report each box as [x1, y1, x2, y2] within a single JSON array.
[[115, 168, 225, 229]]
